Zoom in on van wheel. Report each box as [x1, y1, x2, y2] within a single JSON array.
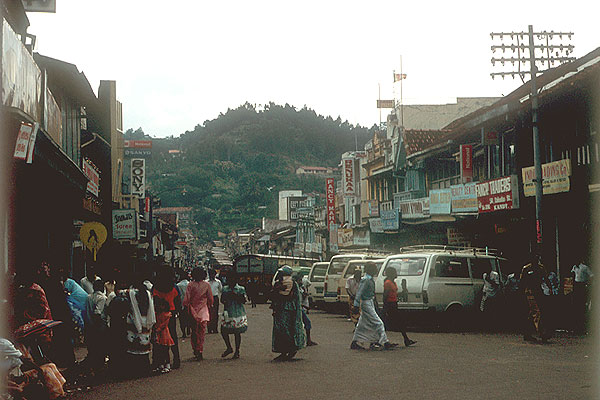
[[444, 305, 465, 332]]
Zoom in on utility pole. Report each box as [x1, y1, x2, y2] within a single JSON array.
[[490, 26, 575, 254]]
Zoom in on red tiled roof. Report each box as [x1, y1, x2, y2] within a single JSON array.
[[403, 129, 451, 156]]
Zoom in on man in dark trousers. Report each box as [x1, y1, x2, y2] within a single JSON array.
[[207, 269, 223, 333]]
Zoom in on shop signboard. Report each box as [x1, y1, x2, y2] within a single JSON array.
[[476, 175, 519, 213], [368, 199, 379, 217], [329, 224, 339, 252], [112, 209, 137, 240], [380, 209, 399, 230], [326, 178, 336, 228], [450, 182, 478, 213], [369, 218, 384, 233], [376, 99, 395, 109], [429, 189, 451, 215], [521, 159, 571, 197], [399, 197, 430, 219], [13, 122, 34, 160], [353, 230, 371, 246], [287, 196, 309, 221], [83, 158, 100, 197], [130, 159, 146, 197], [447, 228, 469, 245], [342, 156, 356, 197], [338, 228, 354, 248], [460, 144, 473, 183]]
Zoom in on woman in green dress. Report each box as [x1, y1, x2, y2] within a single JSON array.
[[220, 272, 248, 359], [270, 266, 306, 361]]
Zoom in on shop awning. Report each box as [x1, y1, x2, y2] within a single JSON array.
[[402, 215, 456, 225]]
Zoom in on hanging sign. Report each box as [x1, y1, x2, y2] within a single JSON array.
[[83, 159, 100, 197], [13, 122, 34, 160], [460, 144, 473, 183], [112, 209, 137, 240], [326, 178, 336, 228], [79, 221, 107, 261], [342, 157, 356, 197], [399, 197, 430, 219], [131, 158, 146, 197], [369, 218, 384, 233]]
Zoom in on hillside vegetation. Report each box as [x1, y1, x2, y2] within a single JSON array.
[[129, 102, 373, 240]]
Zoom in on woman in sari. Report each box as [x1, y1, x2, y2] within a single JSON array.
[[182, 268, 213, 360], [351, 262, 398, 350], [270, 266, 305, 361]]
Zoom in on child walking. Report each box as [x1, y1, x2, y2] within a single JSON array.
[[220, 272, 248, 359], [152, 297, 174, 373]]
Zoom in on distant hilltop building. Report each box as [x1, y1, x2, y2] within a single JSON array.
[[295, 166, 339, 176]]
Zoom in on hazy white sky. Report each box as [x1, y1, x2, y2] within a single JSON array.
[[27, 0, 599, 138]]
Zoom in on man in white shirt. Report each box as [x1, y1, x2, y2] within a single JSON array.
[[80, 265, 102, 294], [207, 269, 223, 334], [572, 260, 593, 334], [346, 269, 362, 325]]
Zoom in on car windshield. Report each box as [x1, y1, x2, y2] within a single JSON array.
[[310, 264, 328, 282], [385, 257, 426, 276], [329, 256, 361, 275], [344, 262, 364, 277]]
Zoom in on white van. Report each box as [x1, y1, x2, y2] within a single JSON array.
[[307, 261, 329, 308], [374, 246, 504, 317]]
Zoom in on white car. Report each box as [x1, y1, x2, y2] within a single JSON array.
[[307, 262, 329, 308], [374, 246, 505, 319]]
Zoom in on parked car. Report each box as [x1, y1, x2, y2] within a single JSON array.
[[373, 245, 505, 323], [337, 259, 385, 304], [307, 261, 329, 308]]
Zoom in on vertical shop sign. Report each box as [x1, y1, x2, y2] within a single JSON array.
[[13, 122, 34, 160], [131, 159, 146, 197], [326, 178, 336, 228], [83, 159, 100, 197], [342, 157, 356, 196], [460, 144, 473, 183]]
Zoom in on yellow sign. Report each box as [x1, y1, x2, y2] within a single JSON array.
[[522, 159, 571, 197], [79, 222, 107, 261]]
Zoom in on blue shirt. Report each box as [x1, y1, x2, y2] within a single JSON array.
[[354, 274, 375, 307]]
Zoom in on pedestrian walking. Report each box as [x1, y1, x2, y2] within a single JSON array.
[[152, 297, 174, 374], [84, 279, 108, 373], [346, 269, 361, 325], [183, 268, 213, 360], [176, 271, 191, 338], [351, 262, 398, 351], [382, 267, 416, 347], [64, 277, 88, 342], [152, 268, 181, 369], [207, 269, 223, 334], [270, 266, 306, 361], [520, 255, 551, 343], [295, 274, 317, 346], [571, 259, 593, 334], [124, 278, 155, 377], [220, 272, 248, 359]]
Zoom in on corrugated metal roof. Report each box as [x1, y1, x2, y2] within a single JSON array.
[[403, 129, 451, 156]]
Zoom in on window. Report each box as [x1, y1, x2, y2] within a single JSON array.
[[310, 264, 327, 282], [386, 257, 426, 276], [469, 258, 494, 279], [329, 256, 361, 275], [431, 256, 469, 278]]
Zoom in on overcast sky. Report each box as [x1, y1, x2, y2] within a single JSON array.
[[26, 0, 599, 138]]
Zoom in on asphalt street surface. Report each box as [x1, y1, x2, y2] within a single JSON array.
[[71, 304, 596, 400]]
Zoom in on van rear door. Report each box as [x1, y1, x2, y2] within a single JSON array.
[[377, 256, 428, 309], [426, 255, 474, 311]]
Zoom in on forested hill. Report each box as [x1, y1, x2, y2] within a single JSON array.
[[128, 102, 373, 241]]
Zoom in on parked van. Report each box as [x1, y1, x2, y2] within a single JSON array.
[[337, 259, 385, 304], [307, 261, 329, 308], [374, 246, 504, 318], [324, 254, 383, 309]]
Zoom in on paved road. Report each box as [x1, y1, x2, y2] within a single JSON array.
[[71, 304, 596, 400]]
